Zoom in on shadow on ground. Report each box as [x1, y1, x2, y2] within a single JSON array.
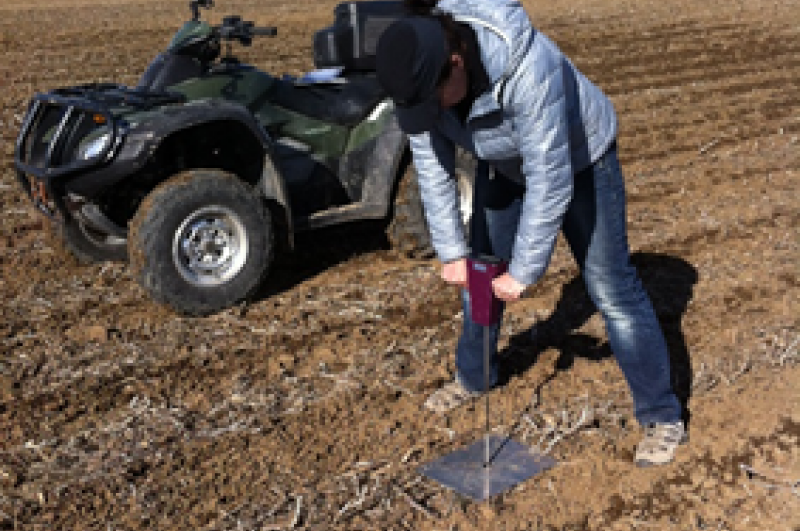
[[252, 219, 393, 300], [500, 252, 699, 426]]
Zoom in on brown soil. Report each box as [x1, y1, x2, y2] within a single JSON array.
[[1, 0, 798, 529]]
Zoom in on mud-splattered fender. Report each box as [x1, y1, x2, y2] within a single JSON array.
[[257, 149, 293, 248], [64, 98, 293, 237]]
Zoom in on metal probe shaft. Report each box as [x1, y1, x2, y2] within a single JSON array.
[[484, 324, 491, 468]]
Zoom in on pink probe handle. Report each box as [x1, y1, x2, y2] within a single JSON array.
[[466, 257, 507, 326]]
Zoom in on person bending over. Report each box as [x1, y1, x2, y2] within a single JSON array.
[[375, 0, 686, 466]]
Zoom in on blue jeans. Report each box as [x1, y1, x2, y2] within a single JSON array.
[[456, 144, 682, 425]]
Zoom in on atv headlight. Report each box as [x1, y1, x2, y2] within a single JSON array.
[[77, 132, 112, 161]]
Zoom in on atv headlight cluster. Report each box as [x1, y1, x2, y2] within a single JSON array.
[[77, 132, 112, 161]]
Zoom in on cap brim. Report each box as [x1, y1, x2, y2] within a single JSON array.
[[395, 94, 441, 135]]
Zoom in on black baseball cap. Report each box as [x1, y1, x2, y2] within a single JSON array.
[[376, 17, 449, 134]]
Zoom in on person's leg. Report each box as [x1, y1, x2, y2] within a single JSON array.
[[455, 168, 524, 393], [561, 145, 682, 425]]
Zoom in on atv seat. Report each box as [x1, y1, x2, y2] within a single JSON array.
[[267, 74, 386, 128]]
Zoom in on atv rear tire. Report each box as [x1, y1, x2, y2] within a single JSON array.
[[129, 169, 274, 316], [54, 217, 128, 264], [387, 150, 476, 258]]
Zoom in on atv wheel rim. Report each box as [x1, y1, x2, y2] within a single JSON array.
[[173, 205, 248, 287]]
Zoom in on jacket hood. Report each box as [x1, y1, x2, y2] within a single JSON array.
[[437, 0, 534, 86]]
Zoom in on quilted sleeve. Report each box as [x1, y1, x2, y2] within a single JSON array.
[[407, 130, 471, 263], [505, 53, 574, 286]]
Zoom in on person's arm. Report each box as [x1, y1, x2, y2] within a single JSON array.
[[407, 129, 470, 264], [504, 52, 574, 288]]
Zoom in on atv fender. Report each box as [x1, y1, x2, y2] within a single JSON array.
[[65, 99, 293, 241], [258, 151, 293, 248], [301, 110, 408, 230], [346, 111, 409, 218]]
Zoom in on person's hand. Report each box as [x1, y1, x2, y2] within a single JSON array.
[[441, 258, 467, 287], [492, 273, 525, 302]]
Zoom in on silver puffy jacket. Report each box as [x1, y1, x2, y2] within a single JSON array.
[[407, 0, 618, 286]]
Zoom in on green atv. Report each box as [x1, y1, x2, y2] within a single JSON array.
[[13, 0, 473, 315]]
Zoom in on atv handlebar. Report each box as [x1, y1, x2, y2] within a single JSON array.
[[251, 27, 278, 37], [217, 16, 277, 45], [190, 0, 214, 21]]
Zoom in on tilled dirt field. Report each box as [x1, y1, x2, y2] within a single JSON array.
[[1, 0, 798, 529]]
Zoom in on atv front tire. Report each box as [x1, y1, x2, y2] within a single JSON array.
[[129, 170, 274, 316], [387, 150, 475, 258]]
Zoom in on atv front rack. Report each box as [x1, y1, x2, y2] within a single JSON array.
[[15, 84, 186, 179], [14, 84, 185, 217], [50, 83, 187, 110]]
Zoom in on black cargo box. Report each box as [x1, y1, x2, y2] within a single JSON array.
[[314, 1, 406, 72]]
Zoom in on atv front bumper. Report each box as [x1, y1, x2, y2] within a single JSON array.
[[15, 91, 117, 220], [15, 170, 61, 220]]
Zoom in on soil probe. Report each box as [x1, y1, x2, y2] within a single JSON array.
[[419, 255, 556, 501]]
